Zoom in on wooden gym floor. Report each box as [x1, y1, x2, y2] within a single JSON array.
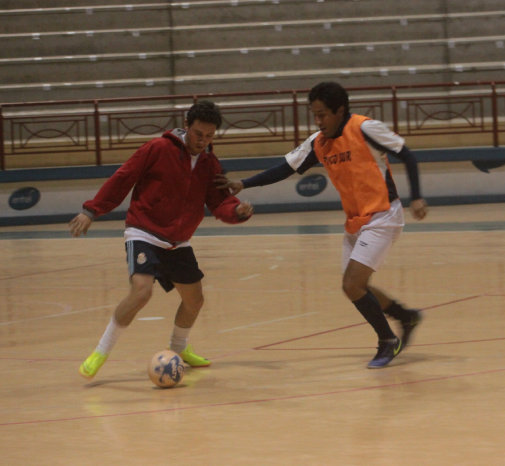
[[1, 204, 505, 465]]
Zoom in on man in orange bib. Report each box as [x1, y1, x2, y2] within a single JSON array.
[[216, 82, 428, 369]]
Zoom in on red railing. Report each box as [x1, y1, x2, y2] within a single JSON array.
[[0, 81, 504, 170]]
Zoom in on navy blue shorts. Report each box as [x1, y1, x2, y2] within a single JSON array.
[[125, 240, 204, 292]]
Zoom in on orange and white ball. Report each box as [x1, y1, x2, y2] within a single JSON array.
[[148, 350, 185, 388]]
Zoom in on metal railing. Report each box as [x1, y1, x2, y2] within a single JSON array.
[[0, 80, 504, 170]]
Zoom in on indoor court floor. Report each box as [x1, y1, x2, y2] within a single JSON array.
[[1, 204, 504, 465]]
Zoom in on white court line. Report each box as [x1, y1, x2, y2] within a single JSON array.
[[218, 311, 318, 333], [0, 304, 115, 326], [239, 273, 261, 281]]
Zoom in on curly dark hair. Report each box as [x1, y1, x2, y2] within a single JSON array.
[[186, 100, 223, 129], [308, 82, 349, 114]]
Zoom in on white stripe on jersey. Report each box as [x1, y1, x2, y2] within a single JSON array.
[[285, 131, 320, 171], [361, 120, 405, 181], [360, 119, 404, 153]]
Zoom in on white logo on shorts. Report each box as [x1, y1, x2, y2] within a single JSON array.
[[137, 252, 147, 265]]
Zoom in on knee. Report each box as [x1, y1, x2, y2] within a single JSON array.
[[342, 276, 354, 300], [176, 282, 205, 314], [130, 281, 153, 306], [342, 276, 365, 302]]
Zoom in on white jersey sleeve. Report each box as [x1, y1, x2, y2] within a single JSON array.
[[285, 131, 320, 171], [360, 119, 405, 154]]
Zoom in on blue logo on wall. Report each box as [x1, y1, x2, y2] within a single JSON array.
[[296, 174, 327, 197], [8, 187, 41, 210]]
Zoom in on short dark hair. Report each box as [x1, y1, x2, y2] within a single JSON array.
[[308, 82, 349, 114], [186, 100, 223, 129]]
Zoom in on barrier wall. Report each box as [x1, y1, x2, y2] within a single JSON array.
[[1, 147, 504, 226]]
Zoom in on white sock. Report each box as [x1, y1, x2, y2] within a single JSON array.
[[95, 317, 125, 355], [169, 325, 191, 353]]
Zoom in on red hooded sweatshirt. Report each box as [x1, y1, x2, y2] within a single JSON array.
[[83, 129, 247, 242]]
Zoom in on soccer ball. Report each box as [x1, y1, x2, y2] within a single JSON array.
[[148, 350, 185, 388]]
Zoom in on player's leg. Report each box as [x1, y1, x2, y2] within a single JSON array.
[[369, 285, 422, 347], [79, 273, 155, 378], [360, 200, 422, 346], [342, 227, 402, 368], [170, 281, 210, 367], [161, 247, 210, 367], [115, 273, 154, 325], [343, 259, 397, 341], [79, 240, 157, 379], [173, 280, 204, 328]]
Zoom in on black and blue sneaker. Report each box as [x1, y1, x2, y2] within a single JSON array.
[[367, 337, 402, 369], [401, 310, 422, 347]]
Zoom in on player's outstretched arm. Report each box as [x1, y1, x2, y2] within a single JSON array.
[[215, 160, 297, 195], [69, 212, 93, 237]]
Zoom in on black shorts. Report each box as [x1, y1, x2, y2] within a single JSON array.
[[125, 240, 204, 292]]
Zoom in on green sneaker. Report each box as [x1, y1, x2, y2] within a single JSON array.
[[179, 344, 211, 367], [79, 351, 108, 378]]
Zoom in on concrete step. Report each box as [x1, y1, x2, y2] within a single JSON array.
[[2, 11, 503, 57], [170, 12, 505, 49], [168, 0, 446, 25], [4, 0, 501, 28], [1, 61, 503, 104], [2, 36, 503, 85], [0, 29, 172, 58], [0, 54, 174, 84], [0, 3, 170, 33], [0, 0, 149, 7], [172, 37, 505, 75]]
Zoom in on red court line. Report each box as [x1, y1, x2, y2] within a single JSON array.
[[421, 294, 481, 310], [254, 294, 483, 351], [2, 366, 504, 427], [0, 356, 145, 365], [0, 357, 84, 362], [0, 260, 118, 281], [254, 322, 366, 350], [414, 336, 505, 346], [256, 336, 505, 351]]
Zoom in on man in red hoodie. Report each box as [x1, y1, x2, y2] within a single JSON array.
[[69, 100, 253, 379]]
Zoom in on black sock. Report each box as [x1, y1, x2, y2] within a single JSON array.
[[353, 290, 396, 340], [383, 301, 415, 322]]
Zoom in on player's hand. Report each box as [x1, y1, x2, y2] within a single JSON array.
[[236, 201, 253, 220], [69, 213, 93, 237], [214, 174, 244, 195], [410, 198, 428, 220]]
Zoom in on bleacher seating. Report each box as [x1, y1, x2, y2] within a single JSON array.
[[0, 0, 504, 103]]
